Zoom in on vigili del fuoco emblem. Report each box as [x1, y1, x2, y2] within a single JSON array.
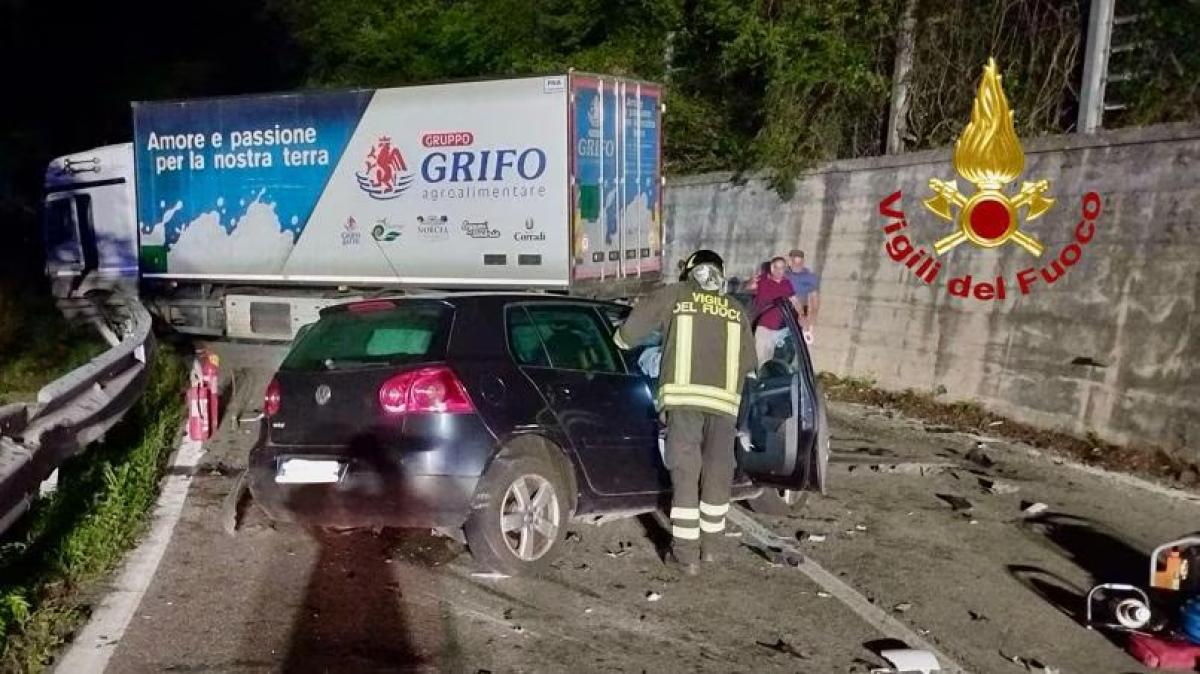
[[877, 57, 1103, 302], [922, 58, 1055, 257]]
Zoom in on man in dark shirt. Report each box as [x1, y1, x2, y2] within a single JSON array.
[[752, 257, 803, 364]]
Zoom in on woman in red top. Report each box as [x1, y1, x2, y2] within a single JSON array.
[[752, 257, 804, 364]]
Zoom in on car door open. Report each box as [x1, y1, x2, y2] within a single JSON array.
[[736, 298, 828, 494]]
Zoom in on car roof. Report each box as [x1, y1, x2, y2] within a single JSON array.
[[318, 291, 629, 318]]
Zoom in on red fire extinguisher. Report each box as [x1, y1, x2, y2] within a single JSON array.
[[200, 350, 220, 432], [187, 350, 220, 441], [187, 384, 211, 441]]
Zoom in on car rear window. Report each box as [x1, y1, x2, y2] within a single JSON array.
[[280, 302, 452, 371]]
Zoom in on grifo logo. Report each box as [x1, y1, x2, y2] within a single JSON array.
[[879, 58, 1102, 301], [355, 136, 415, 200]]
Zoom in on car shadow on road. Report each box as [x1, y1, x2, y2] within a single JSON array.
[[280, 527, 460, 673], [272, 430, 464, 672]]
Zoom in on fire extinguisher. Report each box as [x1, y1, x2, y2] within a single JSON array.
[[187, 383, 211, 441], [186, 350, 220, 442], [200, 350, 220, 435]]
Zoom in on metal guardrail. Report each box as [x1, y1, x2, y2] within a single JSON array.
[[0, 293, 153, 536]]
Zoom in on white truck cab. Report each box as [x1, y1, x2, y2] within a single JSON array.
[[44, 143, 138, 298]]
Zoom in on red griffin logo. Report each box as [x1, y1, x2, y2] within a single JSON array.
[[355, 136, 415, 200]]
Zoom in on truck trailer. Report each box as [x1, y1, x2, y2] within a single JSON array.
[[43, 73, 664, 340]]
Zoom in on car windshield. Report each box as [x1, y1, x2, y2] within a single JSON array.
[[280, 301, 452, 371]]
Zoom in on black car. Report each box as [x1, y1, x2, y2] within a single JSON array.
[[248, 292, 828, 575]]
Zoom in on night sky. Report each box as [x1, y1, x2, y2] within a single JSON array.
[[0, 0, 298, 280]]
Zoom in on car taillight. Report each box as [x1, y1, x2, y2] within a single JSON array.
[[264, 377, 281, 417], [378, 366, 474, 415]]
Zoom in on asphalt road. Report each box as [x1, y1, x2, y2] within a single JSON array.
[[79, 346, 1200, 673]]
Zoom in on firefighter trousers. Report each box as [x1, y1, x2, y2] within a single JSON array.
[[664, 408, 737, 563]]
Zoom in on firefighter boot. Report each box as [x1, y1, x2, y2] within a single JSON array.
[[665, 545, 700, 577], [700, 532, 725, 563]]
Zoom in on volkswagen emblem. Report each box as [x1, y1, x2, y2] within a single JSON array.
[[314, 384, 332, 406]]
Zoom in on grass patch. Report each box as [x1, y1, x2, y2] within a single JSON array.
[[0, 344, 187, 672], [819, 371, 1200, 486], [0, 283, 105, 404]]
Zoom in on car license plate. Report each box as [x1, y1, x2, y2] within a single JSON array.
[[275, 458, 344, 484]]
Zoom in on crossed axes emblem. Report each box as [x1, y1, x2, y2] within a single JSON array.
[[923, 178, 1054, 256]]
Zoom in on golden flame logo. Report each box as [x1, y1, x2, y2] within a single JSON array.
[[923, 58, 1054, 256]]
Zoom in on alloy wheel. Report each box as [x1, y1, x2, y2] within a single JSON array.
[[499, 474, 561, 561]]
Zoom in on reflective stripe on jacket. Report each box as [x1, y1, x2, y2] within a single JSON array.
[[614, 281, 757, 417]]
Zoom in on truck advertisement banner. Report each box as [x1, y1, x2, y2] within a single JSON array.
[[133, 76, 572, 287], [571, 76, 663, 280]]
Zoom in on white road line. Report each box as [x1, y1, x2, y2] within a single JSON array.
[[796, 557, 967, 673], [727, 507, 968, 673], [55, 432, 205, 674]]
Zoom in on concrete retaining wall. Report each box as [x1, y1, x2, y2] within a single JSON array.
[[664, 123, 1200, 451]]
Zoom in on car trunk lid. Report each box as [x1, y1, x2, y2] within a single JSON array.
[[267, 299, 453, 447]]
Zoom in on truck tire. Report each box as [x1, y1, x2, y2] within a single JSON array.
[[463, 453, 569, 576], [747, 488, 809, 517]]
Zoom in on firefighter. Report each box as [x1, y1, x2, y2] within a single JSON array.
[[614, 250, 758, 575]]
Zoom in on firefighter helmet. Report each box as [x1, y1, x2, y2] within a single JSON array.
[[680, 249, 725, 290]]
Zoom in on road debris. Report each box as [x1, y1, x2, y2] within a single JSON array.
[[730, 506, 805, 567], [969, 610, 989, 621], [1001, 651, 1060, 673], [843, 460, 955, 476], [893, 602, 913, 613], [565, 531, 581, 543], [645, 591, 662, 602], [936, 493, 973, 511], [806, 533, 827, 543], [816, 591, 832, 598], [966, 447, 996, 468], [875, 648, 941, 674], [1020, 501, 1049, 518], [855, 524, 868, 531], [756, 638, 812, 659], [605, 541, 634, 557], [979, 477, 1020, 495]]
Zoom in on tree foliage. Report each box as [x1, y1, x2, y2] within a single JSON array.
[[0, 0, 1196, 272], [904, 0, 1084, 149], [272, 0, 1198, 192], [1108, 0, 1200, 127]]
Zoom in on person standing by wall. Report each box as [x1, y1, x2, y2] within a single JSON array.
[[752, 257, 803, 364], [785, 249, 820, 343]]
